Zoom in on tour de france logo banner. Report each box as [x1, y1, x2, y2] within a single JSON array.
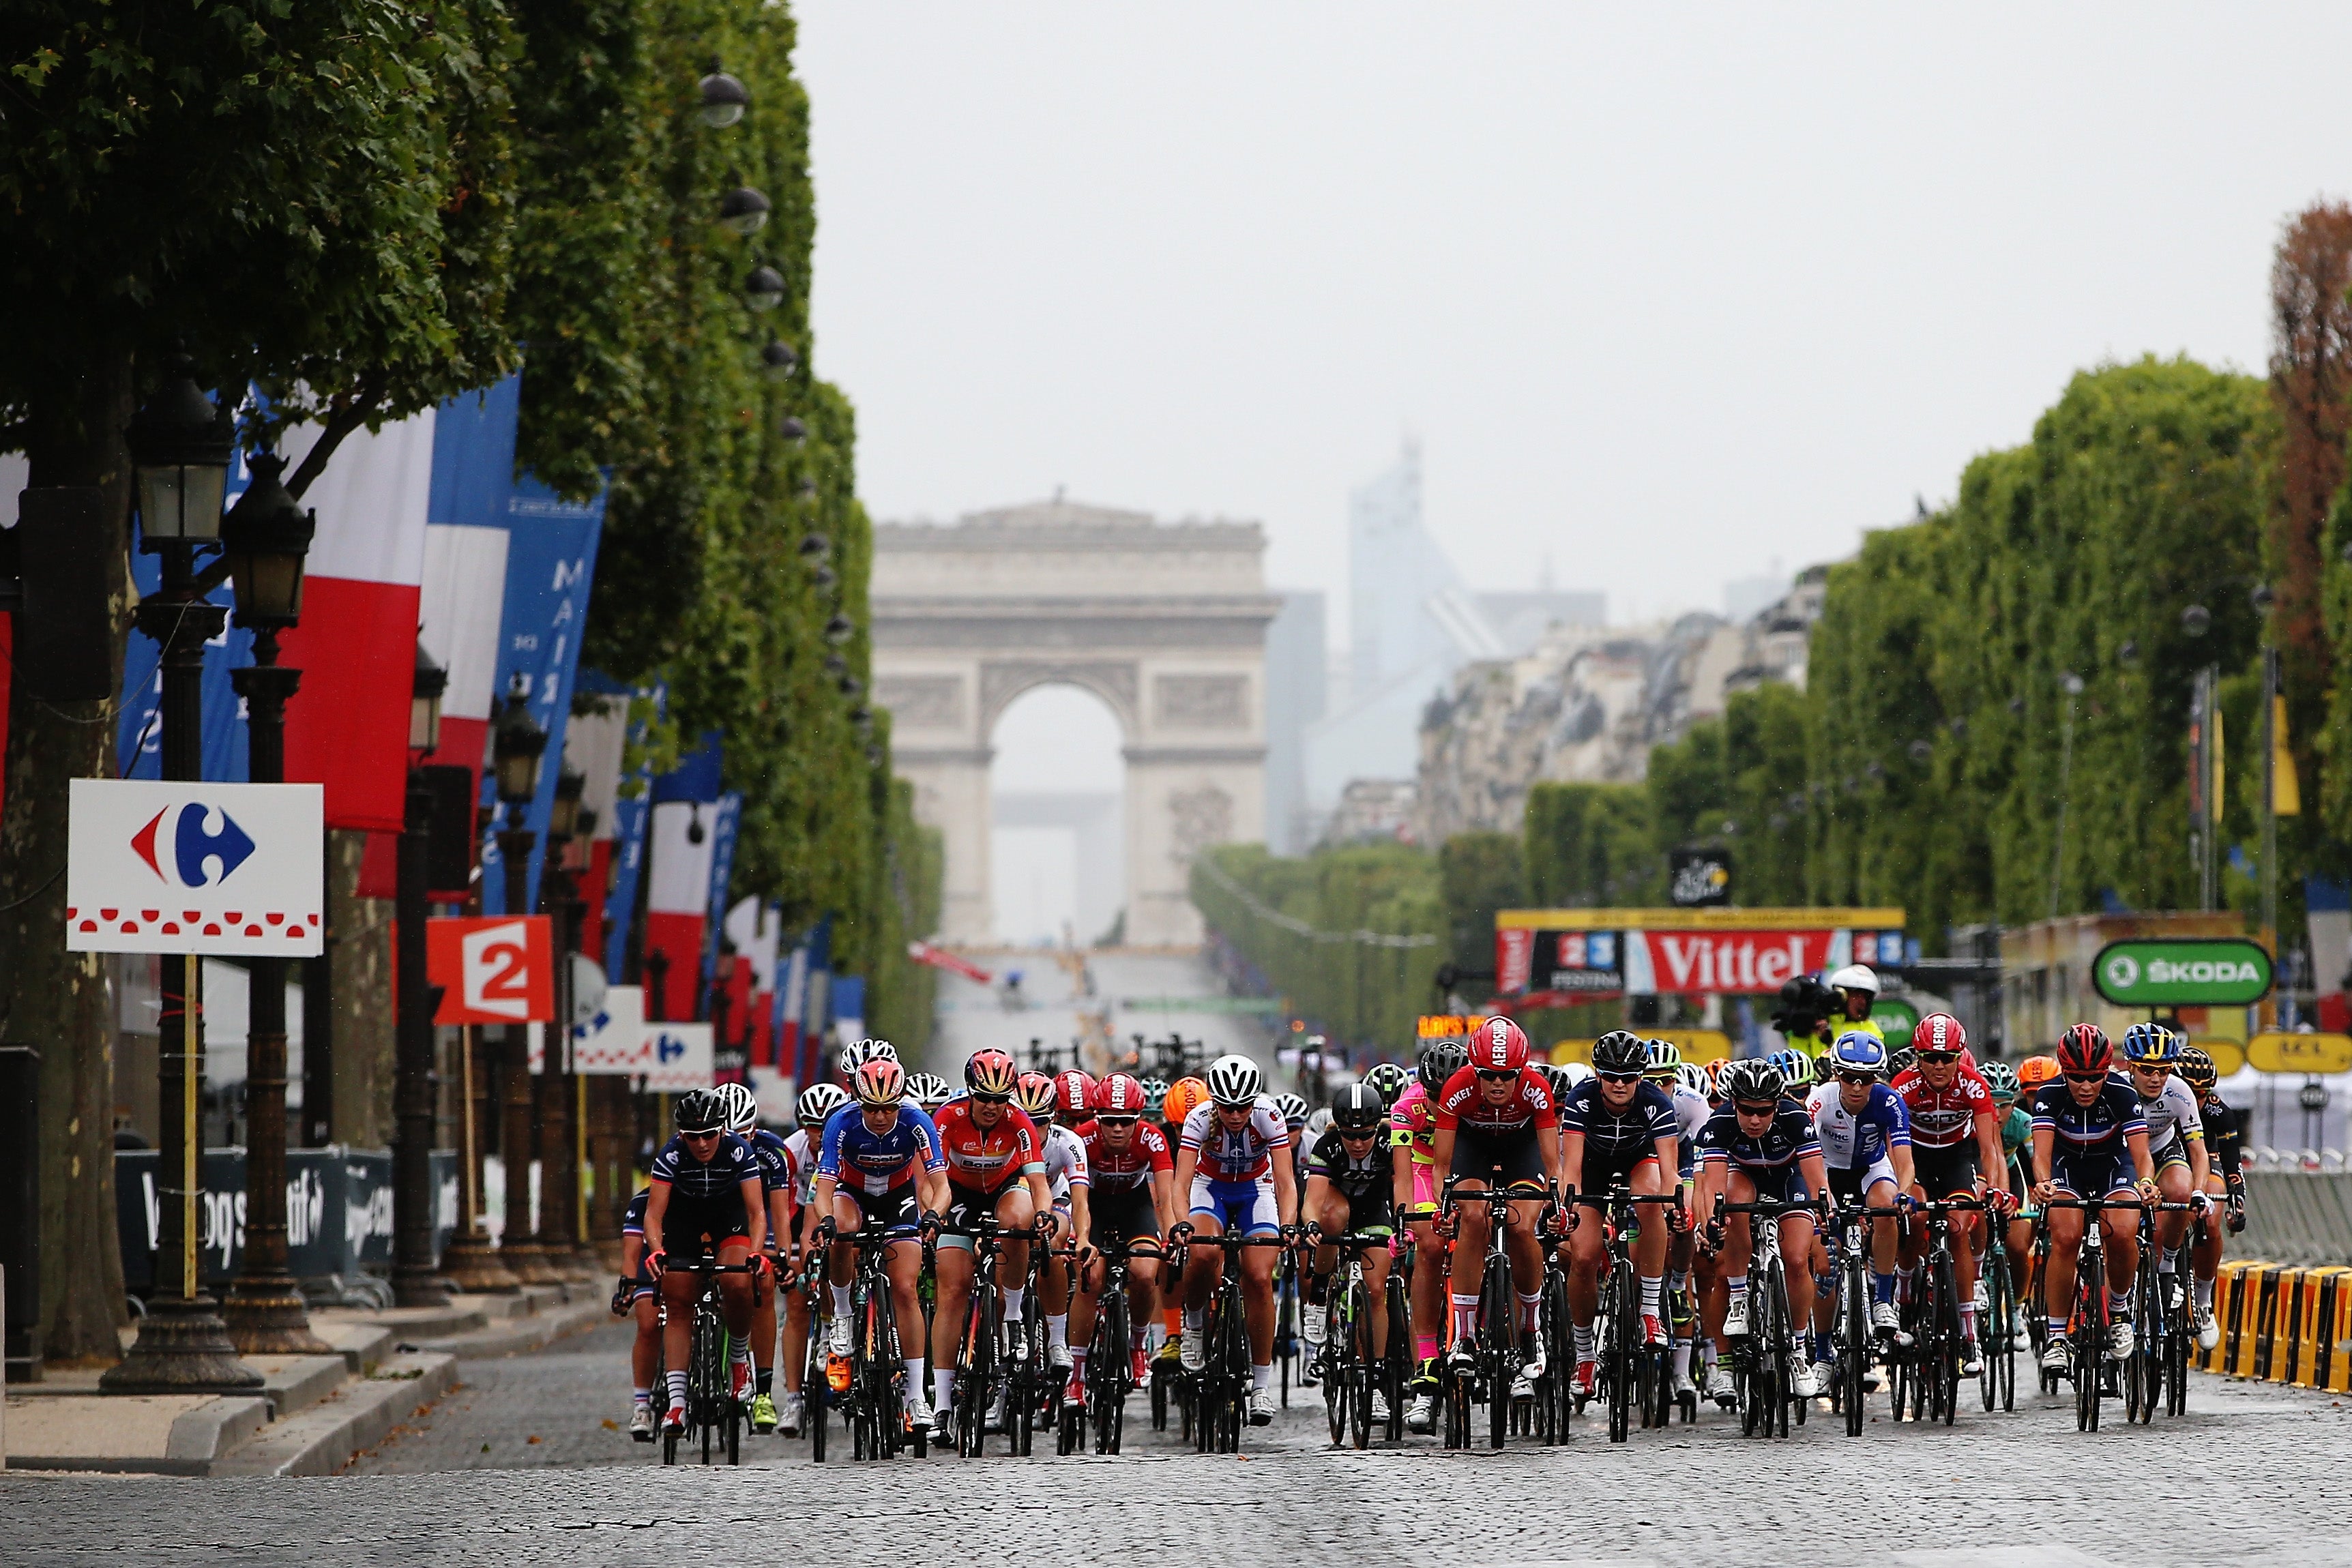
[[65, 778, 325, 956]]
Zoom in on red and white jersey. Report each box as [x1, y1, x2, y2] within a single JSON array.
[[1083, 1119, 1173, 1194], [930, 1099, 1047, 1191], [1434, 1065, 1559, 1138], [1891, 1062, 1995, 1150], [1180, 1099, 1290, 1183]]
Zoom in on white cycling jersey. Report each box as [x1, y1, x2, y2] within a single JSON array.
[[1669, 1086, 1711, 1144], [2132, 1072, 2204, 1156], [782, 1127, 819, 1207], [1043, 1121, 1090, 1203]]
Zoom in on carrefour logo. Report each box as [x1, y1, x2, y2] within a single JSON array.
[[130, 803, 256, 887]]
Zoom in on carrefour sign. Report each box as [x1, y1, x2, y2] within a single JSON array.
[[67, 780, 323, 956], [2091, 938, 2272, 1007]]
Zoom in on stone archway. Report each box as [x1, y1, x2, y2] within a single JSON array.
[[872, 499, 1276, 945]]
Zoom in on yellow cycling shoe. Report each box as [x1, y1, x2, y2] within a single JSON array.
[[748, 1391, 778, 1432]]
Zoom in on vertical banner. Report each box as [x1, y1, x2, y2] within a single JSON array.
[[799, 914, 833, 1086], [776, 938, 810, 1087], [698, 792, 743, 997], [596, 679, 662, 982], [643, 734, 720, 1021]]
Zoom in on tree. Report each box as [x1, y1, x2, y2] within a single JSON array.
[[0, 0, 518, 1363]]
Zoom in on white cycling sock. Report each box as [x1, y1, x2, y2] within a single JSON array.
[[902, 1357, 924, 1395], [633, 1386, 651, 1404], [1516, 1290, 1541, 1333], [1183, 1308, 1205, 1333], [1001, 1286, 1027, 1322], [666, 1369, 688, 1406], [1252, 1362, 1271, 1391], [1960, 1303, 1977, 1339], [1145, 1320, 1167, 1352], [1071, 1344, 1089, 1372], [2194, 1277, 2216, 1312], [1640, 1276, 1663, 1318], [729, 1335, 752, 1366], [830, 1283, 852, 1320], [1573, 1325, 1596, 1361], [1047, 1313, 1068, 1352], [1671, 1341, 1692, 1381], [933, 1368, 955, 1408]]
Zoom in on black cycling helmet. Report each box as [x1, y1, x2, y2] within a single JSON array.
[[1417, 1039, 1469, 1093], [1719, 1059, 1785, 1105], [1331, 1081, 1386, 1133], [2177, 1046, 2218, 1093], [1590, 1030, 1646, 1076], [673, 1089, 726, 1134]]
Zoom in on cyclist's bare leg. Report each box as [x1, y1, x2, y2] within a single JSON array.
[[1564, 1198, 1606, 1327], [995, 1185, 1036, 1297], [1630, 1162, 1673, 1281], [2155, 1163, 2194, 1254], [716, 1236, 756, 1337], [1778, 1212, 1817, 1323], [883, 1234, 926, 1367], [782, 1271, 810, 1395], [1710, 1171, 1760, 1357], [659, 1269, 698, 1372], [748, 1262, 777, 1389], [930, 1237, 977, 1372], [1240, 1234, 1279, 1365], [1040, 1209, 1072, 1317], [1406, 1217, 1444, 1360], [2191, 1173, 2226, 1286], [1308, 1186, 1351, 1283], [2041, 1202, 2085, 1328], [2102, 1194, 2139, 1297], [632, 1292, 661, 1392], [1446, 1182, 1491, 1299], [1363, 1244, 1394, 1355], [1182, 1209, 1226, 1312]]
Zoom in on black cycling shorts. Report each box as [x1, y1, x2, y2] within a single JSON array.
[[1448, 1125, 1547, 1187], [845, 1182, 921, 1237], [1580, 1142, 1662, 1197], [938, 1180, 1022, 1252], [1092, 1184, 1163, 1249], [658, 1189, 750, 1252], [1912, 1142, 1979, 1198]]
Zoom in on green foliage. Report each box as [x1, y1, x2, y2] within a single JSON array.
[[1523, 782, 1657, 906], [1437, 831, 1522, 975]]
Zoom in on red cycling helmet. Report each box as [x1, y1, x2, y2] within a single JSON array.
[[2055, 1023, 2112, 1077], [1466, 1015, 1530, 1074], [1911, 1012, 1967, 1056], [1095, 1072, 1146, 1115], [965, 1048, 1020, 1098], [1053, 1069, 1096, 1116], [1014, 1070, 1057, 1118], [852, 1058, 907, 1108]]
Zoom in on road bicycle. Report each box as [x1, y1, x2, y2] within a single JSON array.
[[1823, 1194, 1905, 1437], [1437, 1173, 1554, 1452], [1172, 1227, 1289, 1453], [655, 1255, 757, 1467], [2043, 1195, 2143, 1433], [2125, 1198, 2198, 1424], [943, 1208, 1033, 1458], [1978, 1200, 2020, 1415], [1572, 1184, 1685, 1443], [1075, 1239, 1155, 1455], [1894, 1195, 1983, 1428], [793, 1254, 834, 1462], [1313, 1225, 1407, 1449], [814, 1222, 926, 1463], [1713, 1196, 1808, 1440]]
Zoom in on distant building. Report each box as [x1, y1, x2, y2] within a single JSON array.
[[1323, 778, 1418, 846], [1262, 591, 1327, 855]]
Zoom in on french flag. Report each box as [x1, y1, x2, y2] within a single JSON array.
[[645, 799, 715, 1023]]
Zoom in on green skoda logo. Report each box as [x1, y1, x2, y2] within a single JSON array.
[[2091, 938, 2272, 1006]]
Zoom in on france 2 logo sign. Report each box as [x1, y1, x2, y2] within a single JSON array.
[[427, 915, 555, 1026], [68, 780, 323, 956]]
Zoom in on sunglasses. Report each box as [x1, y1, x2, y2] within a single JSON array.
[[1338, 1126, 1382, 1140], [1733, 1101, 1778, 1117], [971, 1093, 1010, 1105], [680, 1127, 722, 1139], [1917, 1051, 1961, 1065], [1836, 1073, 1878, 1087], [1097, 1115, 1138, 1129], [1475, 1069, 1520, 1082], [2062, 1071, 2108, 1084], [1597, 1071, 1642, 1084]]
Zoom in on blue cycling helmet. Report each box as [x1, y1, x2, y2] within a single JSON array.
[[1767, 1047, 1812, 1089], [2120, 1022, 2180, 1065], [1828, 1029, 1890, 1076]]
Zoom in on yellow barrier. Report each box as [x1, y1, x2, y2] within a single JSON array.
[[2195, 1258, 2352, 1391]]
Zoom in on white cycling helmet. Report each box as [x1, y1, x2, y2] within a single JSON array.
[[836, 1038, 877, 1076], [1826, 964, 1880, 997], [1675, 1062, 1714, 1101], [1559, 1061, 1596, 1089], [866, 1039, 900, 1064], [1206, 1053, 1265, 1106], [716, 1080, 759, 1134], [795, 1081, 849, 1129]]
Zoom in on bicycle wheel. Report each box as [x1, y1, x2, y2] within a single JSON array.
[[1276, 1272, 1296, 1410], [1841, 1260, 1868, 1438], [1539, 1271, 1572, 1445], [1931, 1252, 1960, 1427], [1323, 1282, 1347, 1445], [2166, 1280, 2192, 1418], [809, 1368, 827, 1462], [1482, 1253, 1512, 1451], [958, 1288, 991, 1458], [1982, 1248, 2013, 1413], [1223, 1279, 1251, 1452], [1762, 1260, 1791, 1438], [2073, 1264, 2101, 1433], [1607, 1258, 1636, 1443], [695, 1305, 720, 1466], [1347, 1277, 1375, 1450], [1386, 1273, 1414, 1444]]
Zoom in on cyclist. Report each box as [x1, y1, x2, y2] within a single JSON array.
[[1395, 1035, 1465, 1432], [1556, 1030, 1682, 1400], [812, 1058, 947, 1428], [1074, 1071, 1177, 1393], [1138, 1077, 1171, 1120], [907, 1071, 954, 1115], [928, 1050, 1055, 1436], [1016, 1069, 1093, 1385], [777, 1080, 848, 1436], [1430, 1016, 1565, 1398], [1804, 1029, 1914, 1390], [1163, 1075, 1210, 1145], [2017, 1052, 2060, 1095], [1053, 1069, 1097, 1132], [641, 1089, 772, 1434], [717, 1081, 795, 1433], [1892, 1012, 2009, 1374], [1651, 1049, 1715, 1402], [1274, 1091, 1312, 1140], [1694, 1057, 1829, 1396], [2177, 1046, 2242, 1350], [1363, 1060, 1413, 1108], [2118, 1023, 2211, 1326], [1171, 1052, 1299, 1425], [1980, 1060, 2035, 1352], [2029, 1023, 2158, 1373], [1300, 1082, 1400, 1423], [615, 1180, 660, 1439]]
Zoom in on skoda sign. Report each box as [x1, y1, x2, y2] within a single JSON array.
[[2091, 938, 2272, 1007]]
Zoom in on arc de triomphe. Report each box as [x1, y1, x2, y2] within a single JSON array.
[[871, 500, 1276, 945]]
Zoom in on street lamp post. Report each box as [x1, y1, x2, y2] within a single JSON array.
[[218, 452, 333, 1355], [103, 359, 263, 1394], [490, 680, 561, 1284], [393, 645, 455, 1305], [537, 769, 589, 1279]]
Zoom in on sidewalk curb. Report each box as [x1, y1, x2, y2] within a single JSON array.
[[414, 1295, 608, 1361], [207, 1352, 458, 1478]]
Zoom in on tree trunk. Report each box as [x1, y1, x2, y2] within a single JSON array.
[[3, 351, 136, 1365], [326, 829, 396, 1147]]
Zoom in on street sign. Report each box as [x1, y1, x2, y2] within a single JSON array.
[[643, 1022, 715, 1093], [2246, 1031, 2352, 1075], [570, 985, 648, 1074], [2091, 938, 2272, 1007], [1870, 999, 1920, 1037], [426, 915, 554, 1024], [66, 779, 324, 956], [1552, 1030, 1732, 1067], [2192, 1037, 2247, 1078]]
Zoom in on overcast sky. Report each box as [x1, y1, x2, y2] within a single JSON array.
[[795, 4, 2352, 637]]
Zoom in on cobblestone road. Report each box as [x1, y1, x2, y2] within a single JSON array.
[[10, 1316, 2352, 1568]]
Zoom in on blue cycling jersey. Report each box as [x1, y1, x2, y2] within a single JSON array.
[[2029, 1079, 2146, 1155], [818, 1102, 947, 1194], [1806, 1082, 1911, 1172], [748, 1127, 792, 1196], [1696, 1101, 1821, 1174], [1558, 1078, 1681, 1165], [649, 1131, 761, 1200]]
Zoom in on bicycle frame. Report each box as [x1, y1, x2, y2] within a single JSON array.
[[1571, 1185, 1684, 1443], [1437, 1174, 1553, 1452]]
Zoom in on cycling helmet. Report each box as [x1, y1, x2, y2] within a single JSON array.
[[1559, 1061, 1595, 1090], [2121, 1022, 2180, 1066], [1766, 1047, 1812, 1089], [1812, 1053, 1838, 1085], [1643, 1037, 1683, 1080], [1096, 1072, 1147, 1116], [1589, 1030, 1645, 1076], [1272, 1091, 1310, 1128], [2055, 1022, 2112, 1077], [1164, 1076, 1210, 1125], [716, 1080, 759, 1133], [1053, 1069, 1096, 1117], [851, 1057, 906, 1108], [1205, 1054, 1264, 1107], [1417, 1039, 1469, 1093], [795, 1080, 849, 1129], [1828, 1030, 1889, 1076], [1912, 1013, 1967, 1056], [1331, 1081, 1385, 1132], [1467, 1016, 1531, 1073], [1887, 1045, 1918, 1078], [1304, 1106, 1334, 1145], [836, 1037, 879, 1076], [1014, 1070, 1057, 1117], [2016, 1054, 2061, 1091], [673, 1089, 726, 1134], [906, 1071, 954, 1112], [1363, 1061, 1411, 1105], [866, 1039, 900, 1064], [1720, 1058, 1786, 1105], [1979, 1060, 2019, 1101], [1675, 1062, 1714, 1101], [2177, 1047, 2218, 1092], [965, 1048, 1020, 1099], [1138, 1076, 1171, 1114], [1827, 964, 1881, 997]]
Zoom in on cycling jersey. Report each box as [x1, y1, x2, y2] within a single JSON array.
[[2132, 1073, 2205, 1156], [1432, 1065, 1558, 1138], [1891, 1061, 1995, 1149], [2029, 1078, 2147, 1196], [748, 1126, 793, 1201], [2198, 1093, 2242, 1180], [1805, 1082, 1911, 1172], [1179, 1099, 1291, 1183], [1083, 1119, 1173, 1193], [1997, 1105, 2032, 1160], [929, 1099, 1048, 1194], [649, 1131, 761, 1200], [1389, 1082, 1438, 1166], [1304, 1125, 1394, 1201], [817, 1103, 947, 1195], [1698, 1099, 1820, 1204], [622, 1187, 651, 1237], [782, 1127, 820, 1207], [1041, 1120, 1091, 1204], [1557, 1078, 1679, 1186]]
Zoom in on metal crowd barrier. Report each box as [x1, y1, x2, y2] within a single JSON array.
[[2237, 1150, 2352, 1267]]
